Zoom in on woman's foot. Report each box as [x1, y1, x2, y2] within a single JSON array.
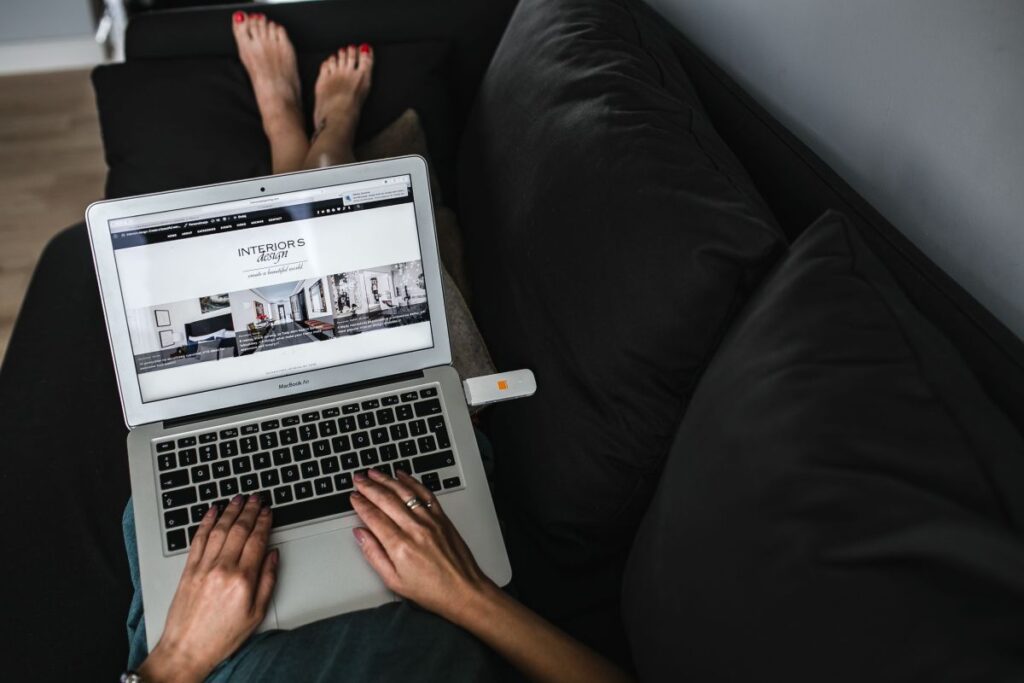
[[231, 11, 309, 174], [304, 43, 374, 168]]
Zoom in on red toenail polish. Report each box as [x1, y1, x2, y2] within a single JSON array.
[[360, 43, 370, 53], [233, 11, 244, 22]]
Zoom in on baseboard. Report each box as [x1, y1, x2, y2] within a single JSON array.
[[0, 35, 105, 76]]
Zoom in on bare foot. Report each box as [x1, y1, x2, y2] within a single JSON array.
[[231, 11, 309, 174], [305, 43, 374, 168]]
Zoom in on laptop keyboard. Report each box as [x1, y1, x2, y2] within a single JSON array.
[[153, 384, 464, 555]]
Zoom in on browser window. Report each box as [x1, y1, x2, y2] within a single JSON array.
[[109, 174, 433, 403]]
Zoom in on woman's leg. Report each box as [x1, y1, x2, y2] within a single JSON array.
[[232, 12, 309, 174], [303, 44, 374, 169]]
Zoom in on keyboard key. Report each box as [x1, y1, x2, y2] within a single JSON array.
[[338, 416, 357, 433], [435, 426, 451, 449], [322, 456, 340, 474], [393, 460, 412, 476], [443, 476, 461, 489], [318, 420, 338, 438], [361, 399, 380, 410], [427, 416, 446, 432], [376, 408, 396, 425], [417, 435, 437, 453], [260, 419, 280, 431], [341, 453, 359, 470], [241, 424, 259, 435], [162, 487, 197, 509], [331, 435, 351, 453], [199, 432, 218, 444], [190, 503, 209, 524], [382, 395, 400, 406], [255, 490, 272, 507], [164, 508, 189, 529], [421, 472, 442, 492], [272, 492, 353, 528], [212, 499, 229, 515], [410, 420, 427, 437], [260, 470, 280, 488], [314, 476, 334, 495], [231, 456, 252, 474], [178, 448, 198, 467], [280, 428, 298, 445], [282, 415, 300, 426], [414, 399, 442, 417], [254, 452, 272, 470], [199, 445, 217, 462], [159, 470, 189, 490], [420, 387, 438, 398], [380, 444, 398, 462], [412, 450, 456, 474], [293, 444, 312, 461], [334, 472, 353, 490], [166, 529, 187, 552], [322, 407, 340, 418], [313, 440, 331, 457], [342, 403, 360, 415], [282, 465, 300, 483], [219, 478, 239, 497], [240, 474, 259, 492], [212, 461, 230, 479], [259, 432, 279, 450], [301, 461, 320, 479], [219, 428, 239, 439], [219, 440, 238, 458], [371, 428, 389, 445], [399, 440, 417, 457], [177, 436, 197, 448], [372, 464, 393, 478], [192, 465, 212, 482], [300, 424, 318, 441], [396, 405, 414, 421], [295, 482, 314, 499], [156, 452, 176, 471], [352, 431, 370, 449], [400, 391, 418, 402], [198, 483, 217, 501], [302, 411, 321, 423], [272, 449, 291, 466], [389, 424, 408, 442], [360, 448, 379, 466], [240, 436, 259, 454], [273, 486, 294, 505], [156, 441, 175, 453], [358, 413, 376, 429], [187, 525, 199, 542]]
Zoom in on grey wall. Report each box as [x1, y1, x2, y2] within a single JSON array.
[[645, 0, 1024, 339], [0, 0, 94, 42]]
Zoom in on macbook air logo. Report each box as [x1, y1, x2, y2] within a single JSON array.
[[238, 238, 306, 264], [278, 379, 309, 391]]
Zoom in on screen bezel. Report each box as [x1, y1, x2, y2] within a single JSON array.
[[86, 156, 451, 428]]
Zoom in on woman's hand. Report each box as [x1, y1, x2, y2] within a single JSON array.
[[350, 469, 494, 623], [139, 494, 279, 683]]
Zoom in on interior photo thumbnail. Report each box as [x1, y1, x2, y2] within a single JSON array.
[[125, 293, 237, 374], [327, 260, 429, 336], [231, 278, 336, 355]]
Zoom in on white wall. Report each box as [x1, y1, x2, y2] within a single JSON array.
[[0, 0, 103, 74], [644, 0, 1024, 339]]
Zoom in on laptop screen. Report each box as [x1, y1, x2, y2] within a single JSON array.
[[108, 174, 433, 403]]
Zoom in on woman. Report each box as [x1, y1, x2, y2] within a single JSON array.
[[125, 13, 632, 683]]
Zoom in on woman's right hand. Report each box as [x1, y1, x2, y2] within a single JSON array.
[[350, 469, 496, 624]]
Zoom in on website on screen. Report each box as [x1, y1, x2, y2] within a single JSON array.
[[110, 175, 432, 402]]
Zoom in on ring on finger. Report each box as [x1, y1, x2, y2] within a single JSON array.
[[405, 496, 422, 510]]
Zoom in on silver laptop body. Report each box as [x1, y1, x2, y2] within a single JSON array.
[[86, 156, 511, 650]]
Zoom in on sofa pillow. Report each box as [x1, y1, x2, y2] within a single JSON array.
[[92, 41, 454, 199], [457, 0, 785, 655], [622, 212, 1024, 682]]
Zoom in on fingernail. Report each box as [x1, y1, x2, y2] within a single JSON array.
[[233, 11, 245, 23], [205, 506, 217, 517], [231, 494, 244, 505], [350, 491, 362, 501], [260, 506, 270, 517], [353, 528, 366, 545], [353, 471, 366, 481], [360, 43, 370, 53]]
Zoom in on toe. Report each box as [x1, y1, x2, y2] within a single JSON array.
[[358, 43, 374, 70], [346, 44, 358, 69], [231, 11, 248, 41], [337, 46, 349, 69]]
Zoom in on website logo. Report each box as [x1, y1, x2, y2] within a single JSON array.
[[237, 238, 306, 264]]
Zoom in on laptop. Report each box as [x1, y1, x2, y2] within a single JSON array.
[[86, 156, 512, 649]]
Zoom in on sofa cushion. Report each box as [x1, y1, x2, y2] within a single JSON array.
[[92, 41, 454, 199], [622, 211, 1024, 681], [457, 0, 785, 657]]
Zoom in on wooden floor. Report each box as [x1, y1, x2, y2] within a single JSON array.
[[0, 69, 106, 367]]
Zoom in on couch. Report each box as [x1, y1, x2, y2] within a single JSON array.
[[2, 0, 1023, 680]]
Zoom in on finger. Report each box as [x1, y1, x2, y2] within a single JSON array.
[[239, 504, 273, 580], [353, 527, 399, 588], [396, 470, 443, 517], [350, 488, 404, 550], [185, 505, 219, 571], [219, 495, 263, 566], [356, 472, 424, 531], [368, 468, 434, 521], [202, 494, 245, 563], [251, 548, 279, 619]]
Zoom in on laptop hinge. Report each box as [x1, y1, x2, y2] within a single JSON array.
[[163, 370, 425, 429]]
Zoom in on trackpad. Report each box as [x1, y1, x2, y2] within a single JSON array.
[[271, 529, 394, 630]]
